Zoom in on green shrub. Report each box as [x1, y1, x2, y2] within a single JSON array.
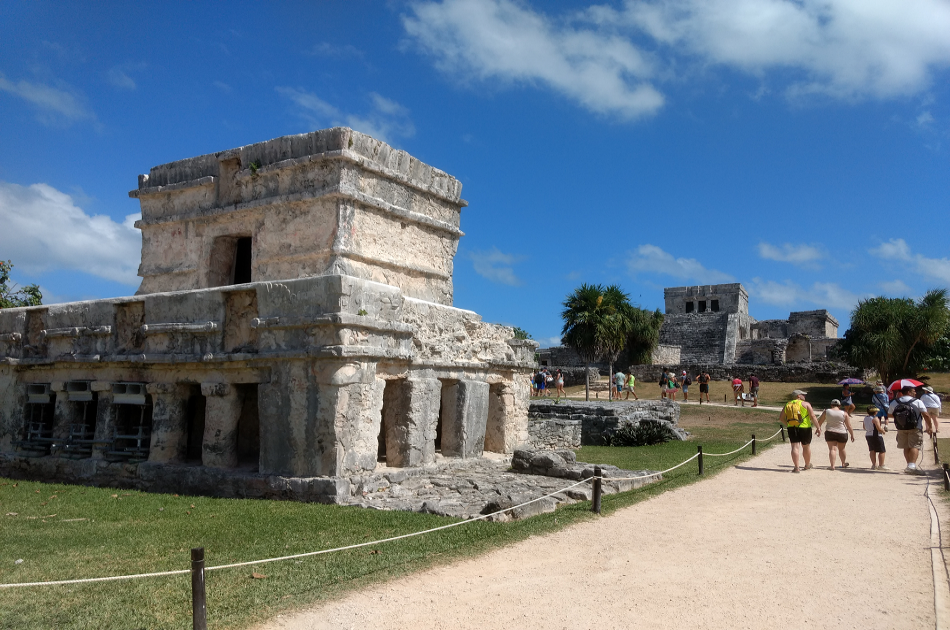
[[608, 420, 673, 447]]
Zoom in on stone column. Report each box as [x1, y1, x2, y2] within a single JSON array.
[[484, 379, 530, 454], [440, 379, 490, 458], [90, 382, 115, 460], [386, 377, 441, 467], [50, 381, 72, 445], [201, 382, 243, 469], [147, 383, 190, 463]]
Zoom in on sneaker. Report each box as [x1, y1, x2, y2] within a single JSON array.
[[878, 465, 891, 471], [871, 465, 877, 470], [804, 463, 814, 470], [905, 467, 924, 475]]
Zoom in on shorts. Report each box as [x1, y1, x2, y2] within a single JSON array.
[[787, 426, 813, 445], [537, 381, 545, 390], [876, 409, 888, 419], [825, 431, 848, 444], [682, 386, 689, 393], [896, 429, 923, 450], [842, 397, 853, 406], [699, 384, 709, 393], [866, 435, 886, 453], [750, 387, 759, 396]]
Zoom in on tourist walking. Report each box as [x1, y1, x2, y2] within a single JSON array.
[[816, 399, 854, 470], [748, 373, 760, 407], [863, 405, 888, 470], [666, 371, 679, 401], [779, 389, 817, 473], [696, 371, 710, 404], [840, 384, 856, 414], [555, 369, 565, 400], [624, 372, 638, 400], [613, 370, 625, 400], [887, 385, 933, 475], [921, 386, 942, 433], [871, 385, 890, 430], [680, 371, 691, 402], [659, 369, 669, 399], [732, 376, 744, 406], [533, 370, 545, 398]]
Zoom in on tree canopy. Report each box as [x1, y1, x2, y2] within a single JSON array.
[[836, 288, 949, 383], [0, 261, 42, 309]]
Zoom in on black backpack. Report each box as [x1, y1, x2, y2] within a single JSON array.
[[892, 399, 921, 431], [683, 375, 692, 386]]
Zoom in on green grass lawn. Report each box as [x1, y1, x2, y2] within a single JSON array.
[[0, 409, 784, 630]]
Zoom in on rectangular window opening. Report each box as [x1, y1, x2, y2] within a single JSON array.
[[685, 302, 694, 313], [698, 301, 707, 313], [236, 384, 260, 469], [233, 237, 253, 285], [711, 300, 720, 312], [185, 386, 206, 463]]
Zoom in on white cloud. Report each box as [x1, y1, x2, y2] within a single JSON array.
[[403, 0, 664, 120], [276, 88, 415, 143], [0, 182, 141, 286], [877, 238, 950, 285], [747, 277, 863, 310], [879, 279, 913, 296], [757, 241, 824, 266], [0, 73, 95, 125], [537, 335, 563, 348], [627, 244, 734, 284], [402, 0, 950, 114], [596, 0, 950, 100], [917, 111, 935, 126], [107, 67, 136, 90], [469, 247, 524, 286], [308, 42, 365, 58]]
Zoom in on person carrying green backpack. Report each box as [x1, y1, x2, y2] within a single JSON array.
[[779, 390, 817, 473]]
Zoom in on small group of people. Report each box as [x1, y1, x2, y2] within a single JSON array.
[[611, 370, 638, 400], [778, 384, 942, 474], [531, 368, 565, 399], [654, 369, 713, 404]]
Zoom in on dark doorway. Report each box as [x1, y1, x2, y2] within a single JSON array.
[[233, 237, 253, 284], [185, 386, 206, 462]]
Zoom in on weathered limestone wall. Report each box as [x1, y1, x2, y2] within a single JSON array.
[[131, 128, 465, 306], [651, 344, 681, 365], [527, 400, 684, 447], [664, 284, 748, 315]]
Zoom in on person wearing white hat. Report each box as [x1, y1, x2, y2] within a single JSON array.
[[920, 386, 941, 433]]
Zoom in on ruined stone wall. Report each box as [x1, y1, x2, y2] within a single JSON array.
[[664, 284, 748, 315], [658, 313, 730, 363], [527, 400, 684, 447], [651, 344, 681, 365], [131, 128, 464, 306], [788, 310, 839, 338]]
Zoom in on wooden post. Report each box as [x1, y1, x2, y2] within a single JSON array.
[[192, 548, 207, 630], [934, 434, 940, 465], [943, 464, 950, 492], [592, 466, 603, 514], [698, 446, 704, 476], [752, 434, 756, 455], [781, 426, 786, 443]]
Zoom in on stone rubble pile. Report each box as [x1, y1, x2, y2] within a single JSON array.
[[346, 450, 658, 521]]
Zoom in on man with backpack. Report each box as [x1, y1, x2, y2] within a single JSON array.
[[887, 385, 933, 475], [680, 371, 691, 402], [779, 390, 817, 473], [696, 371, 710, 404]]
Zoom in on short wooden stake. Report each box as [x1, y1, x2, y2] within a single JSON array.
[[943, 464, 950, 492], [698, 446, 704, 476], [592, 466, 603, 514], [752, 434, 756, 455], [192, 547, 207, 630], [781, 426, 786, 442]]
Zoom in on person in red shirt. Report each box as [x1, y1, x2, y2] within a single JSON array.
[[732, 377, 744, 406]]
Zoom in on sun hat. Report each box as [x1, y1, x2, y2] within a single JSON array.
[[923, 386, 935, 394], [792, 389, 807, 396], [868, 406, 879, 414], [830, 399, 841, 406], [873, 385, 885, 392]]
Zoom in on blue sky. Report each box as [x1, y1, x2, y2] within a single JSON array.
[[1, 0, 949, 347]]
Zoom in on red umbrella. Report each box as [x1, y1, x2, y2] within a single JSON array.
[[888, 379, 923, 391]]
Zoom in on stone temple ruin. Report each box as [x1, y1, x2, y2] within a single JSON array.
[[0, 128, 544, 505], [659, 283, 840, 365]]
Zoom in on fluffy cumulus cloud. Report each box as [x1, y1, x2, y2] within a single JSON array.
[[0, 182, 141, 285], [402, 0, 950, 116], [757, 241, 824, 266], [627, 244, 734, 284], [877, 238, 950, 284], [0, 73, 95, 125], [746, 277, 863, 310], [402, 0, 664, 120], [469, 247, 524, 286], [276, 88, 415, 143]]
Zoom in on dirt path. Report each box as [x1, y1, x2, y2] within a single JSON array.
[[259, 431, 948, 630]]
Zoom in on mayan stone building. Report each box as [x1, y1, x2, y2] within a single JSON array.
[[660, 283, 839, 365], [0, 128, 537, 502]]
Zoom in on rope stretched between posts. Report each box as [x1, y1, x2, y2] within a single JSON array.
[[701, 439, 755, 458], [0, 477, 592, 589]]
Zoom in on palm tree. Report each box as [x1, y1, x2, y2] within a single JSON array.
[[561, 284, 635, 401]]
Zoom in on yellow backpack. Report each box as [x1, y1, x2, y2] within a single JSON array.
[[783, 399, 807, 427]]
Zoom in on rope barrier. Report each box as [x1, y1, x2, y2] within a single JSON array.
[[0, 427, 783, 589]]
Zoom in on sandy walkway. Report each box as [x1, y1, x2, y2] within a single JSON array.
[[259, 431, 948, 630]]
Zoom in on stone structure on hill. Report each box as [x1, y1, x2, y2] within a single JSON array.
[[0, 128, 538, 504]]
